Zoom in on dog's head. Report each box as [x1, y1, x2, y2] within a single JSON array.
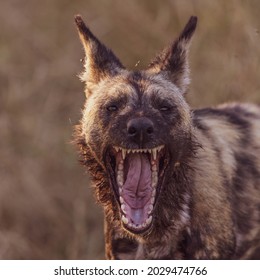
[[75, 15, 197, 235]]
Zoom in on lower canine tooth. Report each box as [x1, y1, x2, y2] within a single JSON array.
[[146, 216, 152, 225], [122, 216, 128, 224]]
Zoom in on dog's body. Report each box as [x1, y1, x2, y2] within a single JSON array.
[[74, 15, 260, 259]]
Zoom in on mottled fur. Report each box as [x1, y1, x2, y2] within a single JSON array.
[[74, 15, 260, 259]]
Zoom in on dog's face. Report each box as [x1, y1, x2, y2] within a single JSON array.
[[75, 16, 197, 235]]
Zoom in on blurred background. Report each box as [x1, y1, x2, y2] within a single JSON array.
[[0, 0, 260, 259]]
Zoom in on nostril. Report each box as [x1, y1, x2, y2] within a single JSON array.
[[146, 126, 154, 135], [128, 126, 137, 136]]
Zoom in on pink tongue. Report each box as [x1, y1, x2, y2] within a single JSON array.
[[122, 153, 152, 224]]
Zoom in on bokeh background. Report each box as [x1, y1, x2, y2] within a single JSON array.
[[1, 0, 260, 259]]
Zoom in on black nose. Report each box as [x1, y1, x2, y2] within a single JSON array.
[[127, 117, 154, 145]]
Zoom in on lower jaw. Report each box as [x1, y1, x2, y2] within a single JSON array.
[[122, 219, 153, 235], [120, 210, 153, 234]]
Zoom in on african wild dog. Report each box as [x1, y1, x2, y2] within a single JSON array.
[[74, 15, 260, 259]]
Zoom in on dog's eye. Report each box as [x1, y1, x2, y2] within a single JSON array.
[[107, 105, 118, 112], [159, 106, 171, 112]]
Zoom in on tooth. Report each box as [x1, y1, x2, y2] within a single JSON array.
[[152, 165, 157, 171], [142, 222, 146, 227], [152, 149, 157, 160], [122, 216, 129, 224], [117, 175, 123, 187], [119, 196, 124, 203], [151, 197, 155, 204], [148, 204, 153, 214], [148, 149, 152, 154], [119, 187, 122, 194], [121, 204, 126, 213], [122, 149, 126, 160], [118, 163, 123, 171], [152, 189, 156, 197], [115, 147, 119, 152], [146, 216, 152, 225], [127, 149, 131, 154], [152, 176, 158, 188]]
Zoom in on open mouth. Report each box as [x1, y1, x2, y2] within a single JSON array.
[[106, 145, 168, 234]]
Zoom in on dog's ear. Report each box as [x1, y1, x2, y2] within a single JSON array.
[[75, 15, 124, 95], [148, 16, 197, 94]]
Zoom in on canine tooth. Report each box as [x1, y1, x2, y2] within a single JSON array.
[[115, 146, 119, 152], [122, 149, 126, 160], [152, 149, 157, 160], [119, 196, 124, 203], [121, 204, 126, 213], [122, 216, 129, 224], [146, 216, 152, 225]]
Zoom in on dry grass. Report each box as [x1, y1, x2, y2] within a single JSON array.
[[0, 0, 260, 259]]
